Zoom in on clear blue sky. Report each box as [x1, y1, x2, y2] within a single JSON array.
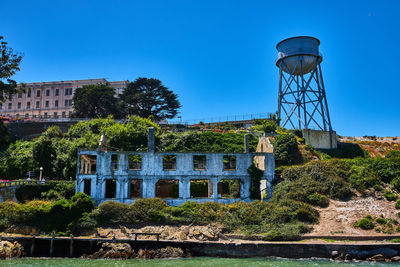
[[2, 0, 399, 136]]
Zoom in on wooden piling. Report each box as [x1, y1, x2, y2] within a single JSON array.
[[69, 235, 74, 258], [30, 236, 35, 256], [49, 231, 55, 257]]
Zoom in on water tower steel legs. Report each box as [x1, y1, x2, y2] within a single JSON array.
[[277, 56, 332, 131]]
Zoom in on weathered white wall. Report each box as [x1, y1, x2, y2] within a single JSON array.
[[302, 129, 337, 149], [76, 150, 275, 206]]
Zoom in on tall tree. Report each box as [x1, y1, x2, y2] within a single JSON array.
[[0, 36, 23, 103], [121, 78, 181, 120], [72, 83, 120, 118]]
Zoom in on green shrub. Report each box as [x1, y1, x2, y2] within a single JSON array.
[[295, 206, 319, 223], [391, 177, 400, 192], [307, 193, 329, 207], [67, 212, 97, 235], [15, 181, 75, 202], [376, 217, 387, 225], [384, 190, 398, 201], [354, 217, 374, 230], [272, 133, 302, 166], [92, 201, 130, 225], [348, 165, 381, 191], [320, 143, 367, 159], [395, 200, 400, 210]]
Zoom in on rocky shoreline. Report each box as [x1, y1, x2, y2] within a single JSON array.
[[0, 241, 24, 259], [83, 242, 189, 259]]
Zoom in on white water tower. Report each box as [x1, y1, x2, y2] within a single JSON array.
[[276, 36, 336, 149]]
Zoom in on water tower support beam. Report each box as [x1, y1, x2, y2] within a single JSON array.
[[318, 63, 332, 131]]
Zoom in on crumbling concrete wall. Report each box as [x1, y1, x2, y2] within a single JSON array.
[[302, 129, 337, 149], [76, 129, 275, 206]]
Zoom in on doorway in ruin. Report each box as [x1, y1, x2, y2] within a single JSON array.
[[105, 179, 117, 199], [83, 179, 91, 196], [129, 179, 142, 198], [190, 179, 213, 198], [80, 155, 97, 174], [155, 179, 179, 198], [217, 179, 240, 198]]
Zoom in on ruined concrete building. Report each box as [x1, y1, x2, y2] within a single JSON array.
[[76, 128, 275, 206]]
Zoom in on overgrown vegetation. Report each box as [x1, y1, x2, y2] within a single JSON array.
[[0, 193, 95, 235]]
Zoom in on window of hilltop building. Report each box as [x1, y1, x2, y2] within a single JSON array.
[[27, 89, 31, 97], [45, 101, 49, 108], [25, 113, 29, 118], [0, 103, 2, 110], [128, 155, 142, 170], [190, 179, 213, 198], [105, 179, 116, 199], [83, 179, 91, 196], [163, 155, 177, 171], [155, 179, 179, 198], [18, 93, 22, 98], [44, 112, 48, 118], [62, 112, 66, 118], [36, 90, 40, 97], [46, 90, 50, 97], [65, 88, 73, 96], [129, 179, 142, 198], [68, 111, 72, 117], [8, 103, 11, 110], [32, 115, 36, 118], [26, 102, 30, 109], [53, 112, 58, 118], [55, 89, 59, 96], [193, 155, 207, 170], [36, 101, 40, 109], [55, 100, 58, 107], [223, 155, 237, 171], [17, 102, 21, 109], [217, 179, 241, 199], [111, 154, 118, 170], [64, 99, 72, 107]]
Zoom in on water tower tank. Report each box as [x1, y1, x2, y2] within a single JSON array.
[[276, 36, 321, 75], [276, 36, 333, 132]]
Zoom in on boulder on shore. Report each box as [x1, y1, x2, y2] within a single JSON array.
[[0, 241, 24, 259]]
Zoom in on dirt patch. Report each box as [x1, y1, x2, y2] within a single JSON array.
[[306, 196, 399, 236]]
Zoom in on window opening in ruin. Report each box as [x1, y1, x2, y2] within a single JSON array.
[[193, 155, 207, 170], [105, 179, 117, 199], [128, 155, 142, 170], [223, 155, 236, 170], [163, 155, 176, 170], [111, 154, 118, 170], [130, 179, 142, 198], [217, 179, 240, 198], [83, 179, 91, 196], [79, 155, 97, 174], [190, 179, 213, 198], [155, 179, 179, 198]]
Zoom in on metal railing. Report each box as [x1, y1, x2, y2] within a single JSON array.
[[0, 180, 47, 189]]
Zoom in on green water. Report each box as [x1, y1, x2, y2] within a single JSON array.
[[0, 258, 397, 267]]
